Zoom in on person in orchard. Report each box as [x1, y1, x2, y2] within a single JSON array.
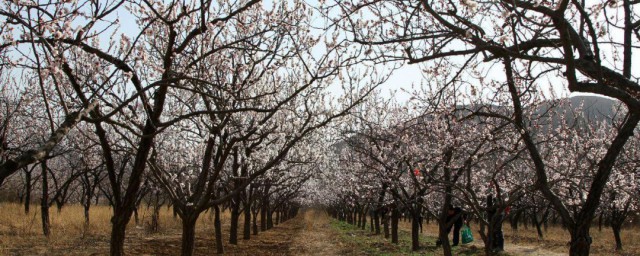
[[437, 205, 465, 246]]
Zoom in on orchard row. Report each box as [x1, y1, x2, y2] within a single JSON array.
[[1, 1, 639, 256]]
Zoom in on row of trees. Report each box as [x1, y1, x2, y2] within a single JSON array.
[[1, 0, 639, 256], [0, 1, 385, 256], [322, 90, 639, 256], [316, 0, 640, 255]]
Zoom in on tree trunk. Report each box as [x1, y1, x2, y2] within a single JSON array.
[[369, 211, 374, 233], [598, 213, 603, 232], [438, 217, 452, 256], [56, 200, 63, 213], [110, 212, 130, 256], [173, 205, 178, 219], [24, 170, 31, 214], [267, 208, 273, 230], [483, 226, 493, 256], [510, 210, 520, 231], [391, 207, 399, 244], [229, 201, 240, 245], [568, 225, 592, 256], [180, 215, 198, 256], [261, 202, 267, 231], [361, 209, 367, 230], [612, 224, 623, 251], [532, 213, 544, 239], [411, 213, 420, 251], [151, 203, 161, 233], [134, 207, 139, 225], [214, 205, 224, 254], [84, 202, 91, 225], [383, 212, 390, 239], [374, 210, 381, 235], [40, 161, 50, 237], [244, 203, 251, 240], [252, 210, 259, 235]]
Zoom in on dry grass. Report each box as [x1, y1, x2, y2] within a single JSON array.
[[0, 202, 241, 255], [2, 203, 639, 255], [398, 218, 640, 255]]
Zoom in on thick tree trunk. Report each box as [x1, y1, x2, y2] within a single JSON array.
[[369, 211, 374, 233], [261, 185, 271, 231], [383, 212, 390, 239], [568, 225, 592, 256], [110, 213, 130, 256], [180, 215, 198, 256], [391, 207, 399, 244], [267, 209, 273, 230], [229, 202, 240, 245], [260, 207, 267, 231], [252, 210, 259, 235], [411, 213, 420, 251], [214, 205, 224, 254], [438, 217, 452, 256], [483, 227, 493, 256], [510, 210, 520, 231]]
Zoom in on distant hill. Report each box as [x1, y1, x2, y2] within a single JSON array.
[[336, 96, 621, 149], [557, 95, 616, 120], [534, 96, 620, 129]]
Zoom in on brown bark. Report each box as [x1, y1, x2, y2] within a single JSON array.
[[180, 216, 198, 256], [229, 200, 239, 245], [214, 205, 224, 254], [40, 161, 50, 237], [24, 169, 31, 214], [391, 206, 399, 244], [252, 210, 259, 235], [109, 212, 130, 256], [244, 202, 251, 240], [411, 213, 420, 251]]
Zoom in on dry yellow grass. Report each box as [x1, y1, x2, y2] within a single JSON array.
[[0, 202, 240, 255]]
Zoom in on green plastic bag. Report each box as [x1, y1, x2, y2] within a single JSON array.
[[462, 224, 474, 244]]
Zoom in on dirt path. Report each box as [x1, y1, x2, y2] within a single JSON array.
[[227, 208, 345, 256], [505, 244, 567, 256], [287, 209, 345, 255]]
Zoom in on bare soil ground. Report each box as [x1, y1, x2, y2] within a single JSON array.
[[287, 209, 346, 255]]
